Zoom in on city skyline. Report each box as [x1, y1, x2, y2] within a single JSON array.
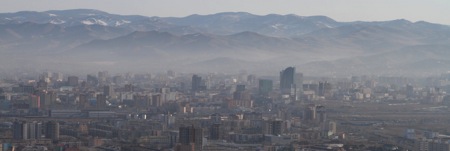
[[2, 1, 450, 150], [2, 67, 450, 150]]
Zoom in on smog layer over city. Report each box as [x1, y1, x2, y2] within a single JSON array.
[[1, 0, 450, 151]]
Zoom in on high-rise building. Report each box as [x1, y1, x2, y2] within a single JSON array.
[[406, 84, 415, 98], [317, 105, 327, 123], [191, 75, 203, 92], [318, 81, 326, 96], [194, 127, 204, 151], [29, 94, 40, 110], [280, 67, 295, 94], [318, 81, 332, 98], [328, 121, 337, 135], [295, 73, 304, 100], [27, 121, 42, 139], [230, 85, 253, 108], [12, 121, 42, 140], [169, 131, 178, 148], [13, 121, 27, 140], [41, 72, 52, 80], [103, 85, 114, 97], [179, 126, 196, 144], [37, 90, 56, 110], [96, 94, 107, 108], [233, 91, 251, 100], [209, 124, 221, 140], [67, 76, 79, 87], [179, 126, 204, 151], [272, 120, 283, 136], [236, 84, 246, 92], [152, 94, 162, 107], [113, 75, 124, 85], [20, 85, 35, 94], [304, 104, 317, 121], [36, 80, 48, 89], [210, 113, 221, 124], [52, 72, 63, 82], [78, 93, 88, 109], [86, 74, 98, 86], [124, 84, 134, 92], [45, 121, 60, 140], [258, 79, 273, 96], [247, 75, 257, 85], [263, 120, 283, 135], [48, 91, 57, 109], [98, 71, 108, 84]]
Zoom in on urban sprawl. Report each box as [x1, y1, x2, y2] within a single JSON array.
[[2, 68, 450, 151]]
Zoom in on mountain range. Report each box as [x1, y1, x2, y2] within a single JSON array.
[[1, 9, 450, 76]]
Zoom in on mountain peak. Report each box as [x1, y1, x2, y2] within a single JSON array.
[[389, 19, 412, 24], [45, 9, 109, 16], [213, 12, 254, 16], [230, 31, 267, 38], [306, 15, 335, 21]]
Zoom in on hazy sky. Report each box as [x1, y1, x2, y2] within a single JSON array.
[[1, 0, 449, 25]]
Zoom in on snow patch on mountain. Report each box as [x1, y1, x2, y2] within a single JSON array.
[[316, 22, 334, 28], [81, 18, 108, 26], [50, 19, 65, 24], [323, 24, 334, 28], [97, 20, 108, 26], [115, 20, 131, 26], [82, 20, 94, 25], [271, 24, 286, 30]]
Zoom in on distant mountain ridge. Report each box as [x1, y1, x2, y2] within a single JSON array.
[[0, 9, 199, 35], [1, 9, 450, 76], [2, 9, 449, 38], [73, 30, 305, 55], [161, 12, 342, 36]]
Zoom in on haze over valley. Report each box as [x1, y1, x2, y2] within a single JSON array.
[[1, 9, 450, 76], [3, 3, 450, 150]]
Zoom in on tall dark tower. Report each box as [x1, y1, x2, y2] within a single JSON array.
[[45, 121, 60, 141], [103, 85, 114, 97], [179, 125, 204, 151], [179, 126, 196, 144], [96, 94, 107, 108], [258, 79, 273, 96], [67, 76, 79, 87], [280, 67, 295, 92], [191, 75, 202, 92], [295, 72, 304, 100], [210, 123, 221, 140], [86, 74, 98, 86], [13, 121, 27, 140], [236, 84, 246, 92]]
